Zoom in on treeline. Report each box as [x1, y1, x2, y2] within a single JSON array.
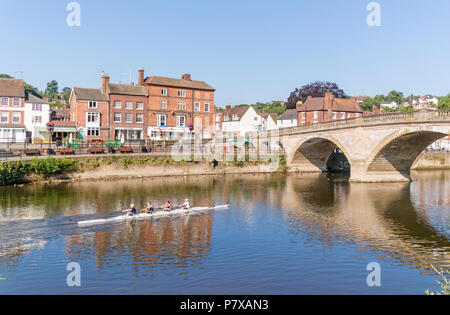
[[0, 74, 70, 109], [235, 101, 286, 116]]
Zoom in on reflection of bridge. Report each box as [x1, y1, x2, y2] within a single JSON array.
[[278, 111, 450, 182]]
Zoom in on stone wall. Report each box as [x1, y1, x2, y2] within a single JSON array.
[[412, 152, 450, 170]]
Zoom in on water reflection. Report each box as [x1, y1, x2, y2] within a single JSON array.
[[0, 171, 449, 291]]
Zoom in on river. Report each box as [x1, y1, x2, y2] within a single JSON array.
[[0, 171, 449, 294]]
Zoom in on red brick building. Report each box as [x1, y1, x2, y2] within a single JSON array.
[[69, 85, 109, 141], [144, 72, 216, 140], [0, 78, 26, 142], [69, 68, 216, 141], [297, 92, 363, 126]]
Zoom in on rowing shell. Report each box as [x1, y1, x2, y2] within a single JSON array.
[[77, 204, 230, 227]]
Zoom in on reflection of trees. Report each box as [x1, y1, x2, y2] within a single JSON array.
[[282, 175, 450, 269]]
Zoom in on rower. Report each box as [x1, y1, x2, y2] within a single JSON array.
[[160, 201, 173, 212], [143, 201, 154, 214], [182, 199, 191, 210], [123, 204, 137, 216]]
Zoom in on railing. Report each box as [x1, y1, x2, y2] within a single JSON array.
[[278, 110, 450, 137]]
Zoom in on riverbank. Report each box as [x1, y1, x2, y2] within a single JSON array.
[[0, 155, 284, 186], [412, 152, 450, 170]]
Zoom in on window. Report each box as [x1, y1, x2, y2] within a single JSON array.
[[136, 114, 144, 123], [314, 111, 318, 119], [341, 112, 346, 120], [1, 97, 8, 106], [302, 112, 306, 120], [88, 101, 97, 108], [32, 116, 42, 123], [161, 89, 167, 96], [13, 98, 20, 106], [355, 113, 361, 118], [195, 91, 200, 98], [178, 90, 186, 98], [204, 103, 210, 112], [32, 103, 42, 111], [161, 100, 167, 109], [347, 113, 351, 119], [12, 112, 20, 123], [136, 102, 144, 110], [178, 102, 186, 110], [125, 113, 133, 123], [87, 112, 99, 123], [87, 127, 100, 137], [205, 93, 210, 100], [114, 101, 122, 108], [1, 113, 8, 123], [157, 114, 167, 127], [114, 113, 121, 122], [125, 102, 133, 109], [177, 116, 186, 127], [332, 112, 337, 120], [195, 102, 201, 112]]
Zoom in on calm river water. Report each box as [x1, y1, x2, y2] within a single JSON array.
[[0, 171, 449, 294]]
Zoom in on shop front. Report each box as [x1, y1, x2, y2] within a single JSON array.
[[148, 126, 190, 140]]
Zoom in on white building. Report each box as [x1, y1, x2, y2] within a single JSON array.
[[277, 110, 298, 129], [261, 113, 278, 131], [222, 106, 264, 135], [24, 94, 50, 142], [380, 101, 398, 109]]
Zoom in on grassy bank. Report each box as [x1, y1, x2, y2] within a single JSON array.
[[0, 156, 283, 186]]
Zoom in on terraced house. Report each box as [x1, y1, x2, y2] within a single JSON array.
[[296, 92, 363, 126], [0, 78, 26, 143], [69, 68, 216, 142]]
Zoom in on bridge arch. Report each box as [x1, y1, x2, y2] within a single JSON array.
[[288, 136, 352, 173], [366, 129, 448, 181]]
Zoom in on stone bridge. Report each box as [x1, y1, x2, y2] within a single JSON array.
[[274, 110, 450, 182]]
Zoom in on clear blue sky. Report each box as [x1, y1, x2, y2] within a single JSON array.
[[1, 0, 450, 106]]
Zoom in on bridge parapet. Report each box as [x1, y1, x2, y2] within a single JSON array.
[[277, 110, 450, 137]]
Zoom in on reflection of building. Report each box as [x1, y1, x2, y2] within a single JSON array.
[[0, 78, 26, 143]]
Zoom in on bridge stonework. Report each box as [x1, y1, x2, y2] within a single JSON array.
[[276, 111, 450, 182]]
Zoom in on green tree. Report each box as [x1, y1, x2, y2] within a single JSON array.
[[438, 94, 450, 110], [386, 90, 405, 105], [360, 97, 379, 112], [45, 80, 59, 100], [0, 74, 13, 79], [61, 87, 71, 104]]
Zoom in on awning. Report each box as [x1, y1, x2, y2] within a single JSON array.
[[148, 127, 190, 133], [35, 126, 77, 133]]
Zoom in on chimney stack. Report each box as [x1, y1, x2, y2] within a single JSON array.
[[138, 67, 144, 86], [225, 104, 232, 112], [101, 72, 110, 94], [182, 73, 191, 81], [324, 92, 334, 109]]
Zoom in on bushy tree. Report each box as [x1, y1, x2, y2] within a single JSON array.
[[45, 80, 59, 100], [438, 94, 450, 110], [286, 81, 346, 109]]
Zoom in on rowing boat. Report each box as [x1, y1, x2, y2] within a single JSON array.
[[77, 204, 230, 226]]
